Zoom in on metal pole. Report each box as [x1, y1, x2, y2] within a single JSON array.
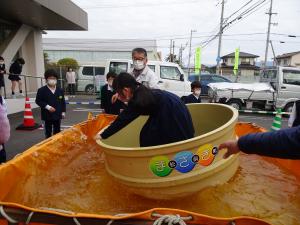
[[216, 0, 225, 74], [269, 40, 277, 66], [24, 76, 28, 97], [179, 44, 183, 65], [59, 66, 63, 89], [264, 0, 274, 69], [188, 30, 196, 76], [169, 39, 173, 62], [172, 40, 175, 62]]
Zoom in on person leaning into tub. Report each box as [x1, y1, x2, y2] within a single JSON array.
[[95, 72, 195, 147], [219, 125, 300, 159], [182, 81, 202, 104]]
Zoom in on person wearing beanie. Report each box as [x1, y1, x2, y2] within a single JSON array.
[[35, 69, 66, 138]]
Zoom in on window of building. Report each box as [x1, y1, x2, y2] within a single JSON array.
[[160, 66, 181, 80], [283, 59, 288, 65]]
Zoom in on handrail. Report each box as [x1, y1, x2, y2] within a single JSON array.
[[1, 73, 64, 98]]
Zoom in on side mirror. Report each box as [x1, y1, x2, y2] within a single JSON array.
[[180, 74, 184, 81]]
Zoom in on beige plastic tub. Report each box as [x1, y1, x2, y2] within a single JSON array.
[[97, 103, 239, 200]]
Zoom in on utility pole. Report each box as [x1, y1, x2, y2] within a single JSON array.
[[179, 44, 183, 65], [188, 30, 196, 76], [169, 39, 173, 62], [216, 0, 225, 74], [172, 40, 175, 62], [269, 40, 277, 66], [264, 0, 275, 68]]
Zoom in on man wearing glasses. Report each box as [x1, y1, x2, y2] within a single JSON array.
[[130, 47, 159, 89]]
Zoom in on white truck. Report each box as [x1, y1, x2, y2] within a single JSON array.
[[77, 59, 191, 97], [208, 66, 300, 112]]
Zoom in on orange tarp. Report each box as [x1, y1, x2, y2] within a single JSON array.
[[0, 115, 299, 225]]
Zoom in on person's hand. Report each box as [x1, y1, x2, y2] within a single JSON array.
[[111, 93, 119, 104], [62, 112, 66, 119], [219, 140, 241, 159], [49, 107, 56, 113]]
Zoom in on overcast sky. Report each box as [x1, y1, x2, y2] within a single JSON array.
[[45, 0, 300, 65]]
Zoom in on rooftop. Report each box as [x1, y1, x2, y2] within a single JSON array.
[[276, 51, 300, 59], [0, 0, 88, 30], [221, 52, 259, 58]]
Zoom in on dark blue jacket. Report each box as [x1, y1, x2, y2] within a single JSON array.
[[183, 94, 201, 104], [238, 126, 300, 159], [101, 89, 195, 147], [100, 84, 125, 115], [292, 100, 300, 127], [35, 86, 66, 121], [9, 61, 22, 74]]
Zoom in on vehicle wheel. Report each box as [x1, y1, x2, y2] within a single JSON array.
[[85, 85, 95, 94], [283, 102, 294, 118], [227, 99, 242, 110]]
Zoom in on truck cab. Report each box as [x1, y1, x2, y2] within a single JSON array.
[[260, 66, 300, 112]]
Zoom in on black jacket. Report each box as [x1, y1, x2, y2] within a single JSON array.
[[35, 86, 66, 121], [101, 89, 195, 147], [183, 94, 201, 104], [0, 64, 5, 75], [100, 84, 125, 115], [292, 100, 300, 127], [9, 62, 22, 74]]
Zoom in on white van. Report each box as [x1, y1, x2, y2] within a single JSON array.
[[77, 63, 106, 94], [105, 59, 191, 97]]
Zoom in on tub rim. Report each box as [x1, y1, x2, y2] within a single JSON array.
[[97, 103, 238, 152]]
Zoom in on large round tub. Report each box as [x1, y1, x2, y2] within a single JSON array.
[[97, 103, 239, 200]]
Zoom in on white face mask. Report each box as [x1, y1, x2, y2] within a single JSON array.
[[47, 79, 57, 86], [107, 80, 113, 87], [194, 89, 201, 96], [133, 60, 145, 70]]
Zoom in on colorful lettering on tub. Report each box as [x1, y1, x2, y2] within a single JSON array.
[[174, 151, 196, 173], [197, 144, 217, 166], [149, 156, 172, 177], [149, 145, 219, 177]]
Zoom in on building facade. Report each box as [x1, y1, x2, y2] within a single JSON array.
[[43, 38, 161, 64], [0, 0, 88, 96], [276, 51, 300, 68]]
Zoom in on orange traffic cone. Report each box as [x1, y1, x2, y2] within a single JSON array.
[[16, 97, 40, 130]]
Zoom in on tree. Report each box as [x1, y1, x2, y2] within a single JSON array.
[[57, 58, 79, 69]]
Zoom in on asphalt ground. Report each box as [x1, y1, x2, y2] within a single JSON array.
[[5, 95, 289, 160]]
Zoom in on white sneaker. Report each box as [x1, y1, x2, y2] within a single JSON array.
[[20, 93, 25, 97]]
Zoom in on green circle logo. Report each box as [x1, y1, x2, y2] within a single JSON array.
[[149, 156, 172, 177]]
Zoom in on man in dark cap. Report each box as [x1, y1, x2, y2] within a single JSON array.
[[35, 69, 66, 138]]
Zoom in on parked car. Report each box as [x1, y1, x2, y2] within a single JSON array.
[[188, 74, 232, 95], [77, 63, 106, 94]]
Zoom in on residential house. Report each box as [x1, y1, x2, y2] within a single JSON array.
[[276, 51, 300, 68], [220, 52, 260, 77]]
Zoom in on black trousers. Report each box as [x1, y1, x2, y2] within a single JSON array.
[[44, 120, 61, 138], [68, 83, 76, 95], [0, 144, 6, 163]]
